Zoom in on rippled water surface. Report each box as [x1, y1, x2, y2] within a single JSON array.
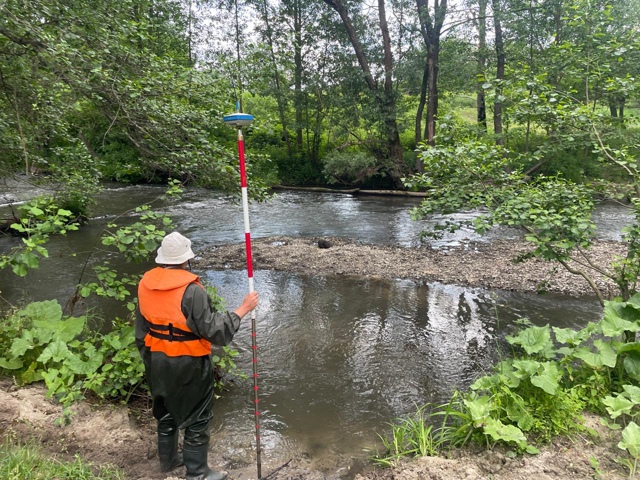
[[0, 183, 627, 474]]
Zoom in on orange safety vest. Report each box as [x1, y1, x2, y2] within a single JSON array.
[[138, 267, 212, 357]]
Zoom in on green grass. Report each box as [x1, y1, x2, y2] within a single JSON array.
[[0, 440, 126, 480]]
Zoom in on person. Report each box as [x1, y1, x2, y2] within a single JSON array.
[[135, 231, 258, 480]]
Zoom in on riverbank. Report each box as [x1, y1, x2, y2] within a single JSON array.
[[198, 235, 625, 299], [1, 235, 632, 480], [0, 378, 628, 480]]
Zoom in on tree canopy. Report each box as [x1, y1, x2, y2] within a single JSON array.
[[1, 0, 639, 193]]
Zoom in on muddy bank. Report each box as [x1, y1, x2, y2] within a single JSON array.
[[198, 236, 625, 299], [0, 379, 628, 480]]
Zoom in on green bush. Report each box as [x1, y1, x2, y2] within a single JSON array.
[[322, 149, 377, 186]]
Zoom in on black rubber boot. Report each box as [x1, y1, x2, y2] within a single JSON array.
[[157, 414, 183, 472], [158, 433, 183, 472], [183, 444, 227, 480]]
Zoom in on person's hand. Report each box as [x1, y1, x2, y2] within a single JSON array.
[[234, 291, 259, 318]]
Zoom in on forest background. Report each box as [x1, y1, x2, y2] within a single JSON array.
[[2, 0, 639, 200]]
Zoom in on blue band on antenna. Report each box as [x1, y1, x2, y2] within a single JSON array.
[[223, 113, 255, 127]]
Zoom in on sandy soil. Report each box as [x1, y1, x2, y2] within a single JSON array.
[[0, 236, 634, 480], [197, 236, 625, 298]]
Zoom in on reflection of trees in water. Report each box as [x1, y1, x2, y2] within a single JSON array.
[[210, 270, 601, 466], [421, 283, 496, 403]]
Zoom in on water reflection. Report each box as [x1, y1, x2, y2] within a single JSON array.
[[206, 270, 602, 474], [0, 184, 617, 474]]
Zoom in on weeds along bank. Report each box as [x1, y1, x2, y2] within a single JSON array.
[[371, 293, 640, 473]]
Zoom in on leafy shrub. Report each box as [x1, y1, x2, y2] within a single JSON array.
[[322, 150, 377, 186], [0, 301, 104, 408], [0, 299, 246, 417], [1, 197, 79, 277], [375, 293, 640, 464], [83, 320, 146, 402]]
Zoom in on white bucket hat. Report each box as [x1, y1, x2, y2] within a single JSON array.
[[155, 232, 195, 265]]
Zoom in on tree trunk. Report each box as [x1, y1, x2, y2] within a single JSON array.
[[492, 0, 505, 145], [378, 0, 404, 184], [323, 0, 405, 186], [415, 62, 428, 146], [416, 0, 448, 146], [322, 0, 376, 90], [476, 0, 487, 131], [294, 0, 303, 151], [261, 0, 292, 157], [425, 44, 439, 144]]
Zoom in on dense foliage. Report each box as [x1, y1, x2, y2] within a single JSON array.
[[2, 0, 638, 190], [0, 0, 270, 205]]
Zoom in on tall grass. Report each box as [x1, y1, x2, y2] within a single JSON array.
[[373, 404, 440, 467], [0, 440, 125, 480]]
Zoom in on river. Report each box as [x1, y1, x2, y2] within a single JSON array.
[[0, 182, 633, 476]]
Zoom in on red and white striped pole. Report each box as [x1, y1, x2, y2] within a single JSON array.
[[223, 111, 261, 479]]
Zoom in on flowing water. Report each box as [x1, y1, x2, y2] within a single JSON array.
[[0, 182, 633, 476]]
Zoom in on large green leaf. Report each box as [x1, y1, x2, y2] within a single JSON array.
[[594, 340, 618, 368], [34, 315, 86, 343], [37, 339, 71, 364], [21, 362, 42, 384], [553, 326, 590, 346], [464, 395, 495, 428], [607, 301, 640, 324], [603, 395, 636, 419], [627, 293, 640, 311], [618, 342, 640, 355], [483, 418, 528, 448], [0, 357, 24, 370], [623, 385, 640, 404], [623, 351, 640, 381], [530, 362, 561, 395], [17, 300, 63, 322], [471, 374, 498, 391], [506, 325, 551, 355], [619, 422, 640, 458], [512, 359, 541, 377], [66, 352, 104, 375], [574, 340, 617, 369], [602, 302, 639, 337], [11, 332, 36, 358]]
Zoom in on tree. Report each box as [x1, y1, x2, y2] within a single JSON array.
[[322, 0, 406, 187], [416, 0, 449, 146], [405, 64, 640, 305], [472, 0, 489, 131], [0, 0, 270, 199], [491, 0, 506, 145]]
